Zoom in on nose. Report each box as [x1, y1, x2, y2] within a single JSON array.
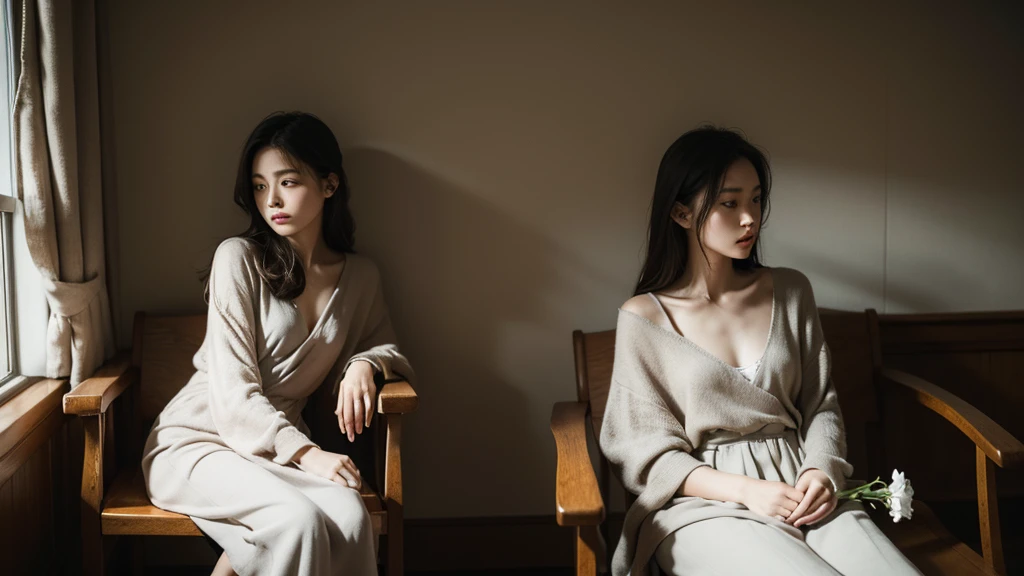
[[266, 185, 282, 208]]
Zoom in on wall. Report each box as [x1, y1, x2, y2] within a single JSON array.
[[103, 0, 1024, 518]]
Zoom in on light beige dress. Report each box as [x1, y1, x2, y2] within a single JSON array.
[[600, 268, 921, 576], [142, 237, 413, 576]]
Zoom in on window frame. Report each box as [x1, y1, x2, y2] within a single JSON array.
[[0, 0, 25, 405]]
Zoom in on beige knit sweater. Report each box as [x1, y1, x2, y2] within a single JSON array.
[[144, 237, 414, 480], [599, 267, 853, 576]]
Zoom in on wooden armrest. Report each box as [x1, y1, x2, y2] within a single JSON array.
[[63, 352, 138, 416], [882, 367, 1024, 469], [551, 401, 605, 526], [377, 381, 417, 414]]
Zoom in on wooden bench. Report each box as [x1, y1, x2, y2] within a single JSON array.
[[551, 309, 1024, 575], [63, 312, 418, 575]]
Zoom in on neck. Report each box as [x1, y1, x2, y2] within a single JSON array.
[[677, 237, 738, 302], [286, 212, 327, 270]]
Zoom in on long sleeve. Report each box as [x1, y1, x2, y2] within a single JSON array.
[[600, 381, 709, 501], [340, 267, 414, 387], [599, 311, 711, 576], [793, 278, 854, 492], [205, 239, 316, 465]]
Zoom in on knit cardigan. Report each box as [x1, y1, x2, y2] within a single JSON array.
[[599, 267, 853, 576]]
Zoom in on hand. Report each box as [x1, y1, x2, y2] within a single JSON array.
[[336, 360, 377, 442], [787, 469, 838, 527], [294, 446, 362, 490], [739, 478, 805, 521]]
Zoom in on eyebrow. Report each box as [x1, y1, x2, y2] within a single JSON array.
[[252, 168, 301, 179], [720, 185, 762, 193]]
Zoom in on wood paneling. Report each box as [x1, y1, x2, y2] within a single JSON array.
[[881, 312, 1024, 501], [0, 428, 72, 576]]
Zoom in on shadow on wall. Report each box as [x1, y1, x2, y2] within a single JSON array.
[[774, 237, 978, 314], [344, 147, 619, 518]]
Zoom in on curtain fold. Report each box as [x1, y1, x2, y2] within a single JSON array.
[[12, 0, 115, 385]]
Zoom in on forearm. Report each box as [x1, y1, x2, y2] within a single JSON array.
[[679, 465, 751, 503]]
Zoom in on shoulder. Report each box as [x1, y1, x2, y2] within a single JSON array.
[[768, 266, 815, 299], [212, 237, 257, 267], [209, 237, 260, 294], [344, 252, 382, 285], [768, 267, 824, 328], [620, 293, 663, 324]]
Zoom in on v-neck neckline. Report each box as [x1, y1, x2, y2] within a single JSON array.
[[638, 268, 778, 379], [293, 256, 349, 339]]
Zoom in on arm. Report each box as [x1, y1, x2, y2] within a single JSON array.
[[793, 280, 854, 493], [599, 380, 709, 503], [205, 240, 316, 465]]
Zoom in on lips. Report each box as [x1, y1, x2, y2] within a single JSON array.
[[271, 213, 291, 223], [737, 233, 755, 244]]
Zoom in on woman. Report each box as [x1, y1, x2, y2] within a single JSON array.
[[599, 126, 920, 575], [142, 112, 413, 576]]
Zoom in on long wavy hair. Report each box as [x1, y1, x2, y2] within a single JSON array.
[[204, 112, 355, 301], [634, 126, 772, 296]]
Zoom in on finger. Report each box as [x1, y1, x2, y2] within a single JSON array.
[[333, 466, 360, 489], [363, 391, 373, 428], [794, 492, 832, 526], [795, 498, 836, 527], [353, 390, 365, 435], [338, 457, 361, 483], [787, 485, 821, 522], [339, 394, 351, 440], [343, 458, 361, 479], [787, 488, 806, 503], [343, 390, 355, 442]]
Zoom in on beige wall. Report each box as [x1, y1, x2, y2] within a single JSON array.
[[104, 1, 1024, 518]]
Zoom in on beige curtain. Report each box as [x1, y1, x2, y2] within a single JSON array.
[[12, 0, 114, 385]]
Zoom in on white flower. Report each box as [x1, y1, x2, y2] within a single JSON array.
[[888, 469, 914, 523]]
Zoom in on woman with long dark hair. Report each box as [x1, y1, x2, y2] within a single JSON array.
[[599, 127, 920, 575], [143, 112, 412, 576]]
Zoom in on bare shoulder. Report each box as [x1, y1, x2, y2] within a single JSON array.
[[620, 293, 664, 324]]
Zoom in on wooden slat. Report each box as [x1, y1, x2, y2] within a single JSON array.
[[378, 381, 417, 414], [385, 415, 404, 575], [977, 448, 1006, 575], [63, 353, 135, 415], [551, 402, 604, 526], [575, 525, 603, 576], [577, 330, 615, 439], [881, 311, 1024, 354]]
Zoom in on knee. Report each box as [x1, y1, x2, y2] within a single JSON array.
[[271, 496, 329, 545], [325, 489, 373, 540]]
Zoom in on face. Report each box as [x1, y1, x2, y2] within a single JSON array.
[[673, 157, 762, 260], [251, 147, 337, 239]]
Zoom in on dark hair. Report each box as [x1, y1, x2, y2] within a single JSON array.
[[633, 126, 771, 296], [205, 111, 355, 301]]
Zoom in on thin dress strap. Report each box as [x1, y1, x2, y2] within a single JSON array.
[[646, 292, 681, 335]]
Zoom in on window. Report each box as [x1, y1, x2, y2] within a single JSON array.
[[0, 0, 20, 402]]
